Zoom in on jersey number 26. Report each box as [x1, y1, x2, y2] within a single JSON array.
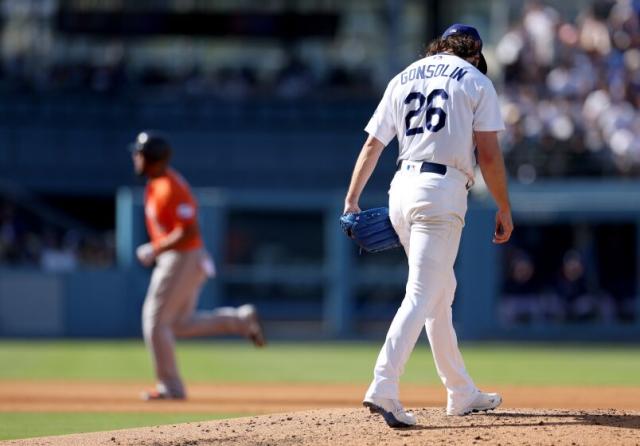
[[404, 89, 449, 136]]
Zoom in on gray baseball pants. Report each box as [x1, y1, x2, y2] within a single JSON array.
[[142, 248, 244, 398]]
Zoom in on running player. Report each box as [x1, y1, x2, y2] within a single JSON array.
[[131, 131, 266, 400], [343, 24, 513, 427]]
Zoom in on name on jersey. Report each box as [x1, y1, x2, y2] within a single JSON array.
[[400, 64, 468, 85]]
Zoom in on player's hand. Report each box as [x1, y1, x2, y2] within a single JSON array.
[[493, 208, 513, 244], [343, 201, 361, 215], [136, 243, 156, 267]]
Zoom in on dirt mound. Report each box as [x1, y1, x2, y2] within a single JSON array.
[[7, 407, 640, 446]]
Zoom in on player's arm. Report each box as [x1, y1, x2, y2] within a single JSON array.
[[137, 187, 199, 265], [137, 219, 198, 266], [343, 135, 386, 214], [151, 192, 200, 255], [474, 130, 513, 244], [152, 220, 199, 254], [344, 79, 395, 214]]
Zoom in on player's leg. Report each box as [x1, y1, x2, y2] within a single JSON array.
[[172, 250, 265, 346], [388, 174, 411, 254], [175, 306, 264, 344], [421, 215, 477, 408], [424, 215, 501, 415], [426, 288, 484, 415], [142, 251, 191, 399], [365, 215, 459, 401], [361, 173, 421, 427], [427, 272, 502, 415], [367, 172, 413, 399]]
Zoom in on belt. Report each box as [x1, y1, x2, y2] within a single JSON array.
[[396, 160, 447, 175]]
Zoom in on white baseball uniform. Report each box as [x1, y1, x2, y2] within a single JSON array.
[[363, 53, 505, 413]]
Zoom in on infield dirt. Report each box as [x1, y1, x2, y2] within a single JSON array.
[[3, 382, 640, 445], [5, 407, 640, 446]]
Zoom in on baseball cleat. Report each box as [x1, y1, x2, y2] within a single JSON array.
[[238, 304, 266, 347], [140, 390, 185, 401], [363, 396, 417, 428], [447, 391, 502, 416]]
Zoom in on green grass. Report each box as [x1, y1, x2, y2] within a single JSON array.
[[1, 340, 639, 386], [1, 340, 639, 440], [0, 412, 238, 441]]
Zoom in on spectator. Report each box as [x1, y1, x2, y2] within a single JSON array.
[[554, 249, 615, 322], [501, 250, 540, 324], [0, 198, 115, 270], [497, 0, 640, 179], [40, 228, 78, 272]]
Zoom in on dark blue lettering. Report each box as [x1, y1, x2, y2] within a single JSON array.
[[451, 68, 468, 81], [401, 63, 466, 84], [404, 92, 426, 136], [425, 65, 435, 78], [404, 89, 449, 135]]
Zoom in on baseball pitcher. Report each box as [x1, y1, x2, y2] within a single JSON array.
[[131, 131, 266, 400], [343, 24, 513, 427]]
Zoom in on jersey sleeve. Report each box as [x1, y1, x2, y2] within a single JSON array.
[[171, 187, 198, 227], [364, 81, 397, 146], [472, 79, 506, 132], [154, 180, 198, 228]]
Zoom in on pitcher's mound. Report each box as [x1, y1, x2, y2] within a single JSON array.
[[7, 407, 640, 446]]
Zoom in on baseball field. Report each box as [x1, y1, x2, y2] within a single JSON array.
[[1, 340, 640, 445]]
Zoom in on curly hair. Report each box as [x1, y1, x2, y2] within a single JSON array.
[[423, 34, 481, 59]]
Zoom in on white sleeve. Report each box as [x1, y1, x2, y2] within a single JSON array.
[[472, 79, 506, 132], [364, 82, 397, 146]]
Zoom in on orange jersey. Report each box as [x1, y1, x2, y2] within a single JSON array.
[[144, 168, 203, 252]]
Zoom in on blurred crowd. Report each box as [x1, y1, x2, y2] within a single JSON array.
[[500, 224, 636, 325], [2, 1, 637, 178], [1, 55, 375, 100], [497, 0, 640, 179], [0, 200, 115, 271], [501, 249, 622, 324]]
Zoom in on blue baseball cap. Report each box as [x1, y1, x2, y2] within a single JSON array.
[[441, 24, 487, 74]]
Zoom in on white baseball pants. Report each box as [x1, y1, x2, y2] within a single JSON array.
[[365, 162, 478, 412]]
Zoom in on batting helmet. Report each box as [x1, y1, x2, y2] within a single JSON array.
[[130, 131, 172, 162]]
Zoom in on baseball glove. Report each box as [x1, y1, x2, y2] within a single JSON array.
[[339, 207, 401, 253]]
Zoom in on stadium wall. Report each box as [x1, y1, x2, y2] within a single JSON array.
[[1, 182, 639, 340]]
